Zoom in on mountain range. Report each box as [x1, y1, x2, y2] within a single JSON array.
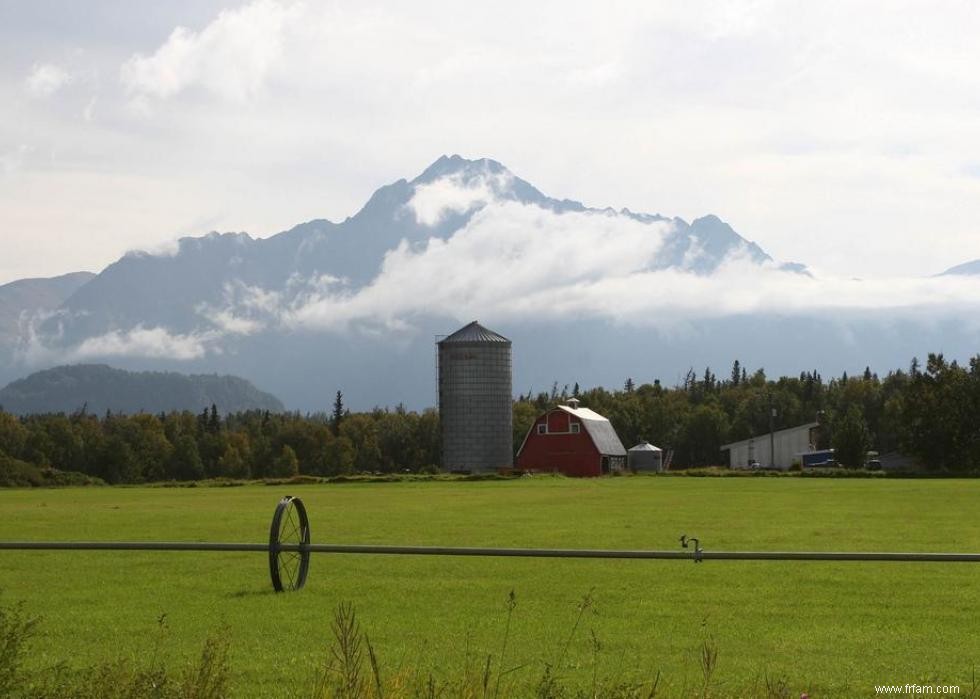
[[28, 156, 790, 341], [1, 155, 978, 411], [940, 259, 980, 276]]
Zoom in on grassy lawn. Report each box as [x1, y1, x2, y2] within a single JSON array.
[[1, 477, 979, 697]]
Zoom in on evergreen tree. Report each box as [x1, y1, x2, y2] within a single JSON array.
[[702, 367, 715, 392], [683, 368, 697, 392], [731, 360, 742, 386], [208, 404, 220, 433], [331, 391, 345, 435]]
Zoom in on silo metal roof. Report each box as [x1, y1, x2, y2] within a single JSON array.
[[439, 320, 511, 345], [629, 441, 663, 452]]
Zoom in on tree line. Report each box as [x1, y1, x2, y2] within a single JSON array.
[[1, 353, 978, 485], [516, 352, 979, 472], [0, 392, 439, 485]]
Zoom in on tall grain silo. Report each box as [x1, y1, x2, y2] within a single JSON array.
[[438, 321, 513, 472]]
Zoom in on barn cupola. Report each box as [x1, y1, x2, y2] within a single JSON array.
[[566, 398, 580, 409]]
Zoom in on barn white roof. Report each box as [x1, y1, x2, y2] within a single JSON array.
[[557, 405, 627, 456]]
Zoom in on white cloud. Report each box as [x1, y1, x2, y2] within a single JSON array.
[[237, 283, 285, 314], [12, 313, 221, 366], [194, 281, 277, 335], [406, 171, 512, 226], [284, 201, 667, 329], [25, 63, 72, 97], [272, 197, 980, 332], [70, 326, 215, 360], [519, 259, 980, 322], [83, 97, 97, 122], [564, 60, 623, 88], [127, 239, 181, 258], [680, 236, 707, 269], [120, 0, 295, 102], [12, 309, 68, 366], [0, 145, 33, 178], [8, 0, 980, 287], [196, 308, 265, 335], [9, 195, 980, 367]]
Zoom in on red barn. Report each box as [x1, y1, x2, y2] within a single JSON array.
[[516, 399, 627, 477]]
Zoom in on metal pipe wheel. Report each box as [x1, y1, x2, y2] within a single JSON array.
[[268, 495, 310, 592]]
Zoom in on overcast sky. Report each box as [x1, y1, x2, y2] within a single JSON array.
[[2, 0, 980, 286]]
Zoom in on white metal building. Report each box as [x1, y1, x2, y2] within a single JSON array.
[[721, 422, 820, 470]]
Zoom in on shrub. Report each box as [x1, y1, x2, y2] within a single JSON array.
[[0, 454, 44, 487]]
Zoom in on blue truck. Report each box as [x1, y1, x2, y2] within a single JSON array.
[[800, 449, 837, 468]]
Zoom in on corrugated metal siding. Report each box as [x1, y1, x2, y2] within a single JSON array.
[[723, 423, 819, 469], [628, 442, 663, 472], [438, 322, 513, 472]]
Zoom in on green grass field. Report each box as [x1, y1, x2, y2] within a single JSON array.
[[2, 477, 979, 697]]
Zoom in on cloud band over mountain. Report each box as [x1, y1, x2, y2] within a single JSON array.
[[198, 170, 980, 337], [10, 159, 980, 373]]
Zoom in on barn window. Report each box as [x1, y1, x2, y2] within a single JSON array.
[[570, 423, 580, 434], [537, 424, 547, 434]]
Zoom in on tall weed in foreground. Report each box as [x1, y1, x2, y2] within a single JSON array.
[[308, 591, 668, 699], [698, 637, 719, 699], [180, 633, 232, 699], [310, 602, 371, 699], [0, 594, 231, 699], [761, 672, 791, 699], [0, 594, 39, 696], [490, 590, 518, 699], [537, 589, 597, 698], [18, 633, 231, 699]]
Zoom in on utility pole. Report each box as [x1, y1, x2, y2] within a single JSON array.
[[769, 393, 776, 468]]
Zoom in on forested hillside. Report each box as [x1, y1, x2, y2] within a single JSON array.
[[0, 364, 283, 416]]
